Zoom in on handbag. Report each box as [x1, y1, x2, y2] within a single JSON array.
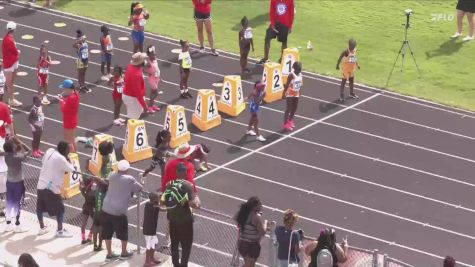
[[288, 230, 299, 267]]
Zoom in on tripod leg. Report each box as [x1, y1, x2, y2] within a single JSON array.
[[400, 41, 408, 72], [386, 41, 406, 86], [406, 41, 421, 74]]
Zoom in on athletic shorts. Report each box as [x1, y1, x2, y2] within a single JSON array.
[[101, 211, 128, 241], [194, 10, 211, 21], [265, 22, 289, 43], [238, 240, 261, 260], [0, 172, 6, 194], [3, 61, 19, 72], [249, 102, 260, 115], [77, 59, 88, 69], [240, 42, 251, 55], [457, 0, 475, 13], [144, 235, 159, 250], [36, 189, 65, 216], [101, 53, 112, 63], [6, 180, 25, 207], [37, 73, 48, 87], [147, 77, 160, 91], [82, 203, 94, 217], [342, 70, 355, 80], [131, 30, 145, 45]]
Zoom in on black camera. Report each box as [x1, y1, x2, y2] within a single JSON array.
[[405, 9, 413, 16]]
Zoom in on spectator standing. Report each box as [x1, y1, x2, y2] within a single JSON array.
[[452, 0, 475, 41], [161, 163, 201, 267], [3, 138, 30, 233], [101, 160, 143, 262], [92, 177, 108, 252], [161, 143, 197, 193], [275, 209, 303, 267], [79, 176, 95, 244], [129, 2, 149, 53], [258, 0, 295, 64], [123, 52, 148, 119], [306, 228, 348, 267], [0, 61, 6, 102], [36, 141, 74, 237], [234, 196, 273, 267], [58, 79, 80, 153], [192, 0, 219, 56], [142, 192, 161, 266], [2, 21, 22, 107], [0, 101, 14, 218]]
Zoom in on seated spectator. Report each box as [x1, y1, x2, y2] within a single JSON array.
[[306, 228, 348, 267], [234, 196, 274, 267], [275, 209, 303, 267], [444, 256, 456, 267], [18, 253, 39, 267]]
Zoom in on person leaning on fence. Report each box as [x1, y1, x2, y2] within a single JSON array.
[[2, 137, 30, 233], [161, 162, 201, 267], [306, 228, 348, 267], [142, 192, 161, 267], [36, 141, 74, 237], [92, 176, 108, 252], [234, 196, 274, 267], [275, 209, 304, 267], [79, 175, 95, 245], [161, 143, 198, 193], [101, 159, 143, 262]]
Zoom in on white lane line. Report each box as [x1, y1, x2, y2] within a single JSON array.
[[197, 186, 474, 267], [10, 1, 475, 120]]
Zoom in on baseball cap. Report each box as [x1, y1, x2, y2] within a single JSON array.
[[6, 22, 17, 31], [59, 79, 74, 89], [118, 160, 130, 172], [176, 162, 187, 174]]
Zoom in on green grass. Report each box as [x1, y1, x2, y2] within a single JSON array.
[[48, 0, 475, 110]]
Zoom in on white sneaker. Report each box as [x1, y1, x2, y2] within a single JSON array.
[[118, 118, 126, 123], [55, 229, 73, 238], [198, 47, 205, 54], [38, 227, 49, 236], [14, 224, 29, 233], [463, 35, 474, 41], [41, 96, 50, 105], [107, 73, 113, 79], [4, 223, 14, 232], [256, 135, 266, 142], [451, 32, 462, 38], [75, 136, 88, 143], [9, 99, 22, 107], [101, 75, 109, 81], [113, 119, 124, 126], [246, 130, 256, 136]]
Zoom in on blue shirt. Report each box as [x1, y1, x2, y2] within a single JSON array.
[[275, 226, 301, 262]]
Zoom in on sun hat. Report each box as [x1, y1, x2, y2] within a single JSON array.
[[130, 52, 148, 66], [117, 160, 130, 172], [59, 79, 74, 89], [6, 22, 16, 31], [174, 143, 196, 159], [134, 3, 144, 10]]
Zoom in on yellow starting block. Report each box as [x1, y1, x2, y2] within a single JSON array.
[[88, 134, 118, 177], [122, 120, 153, 163], [280, 47, 300, 84], [262, 62, 284, 103], [164, 105, 191, 148], [61, 153, 81, 199], [218, 75, 246, 116], [192, 89, 222, 131]]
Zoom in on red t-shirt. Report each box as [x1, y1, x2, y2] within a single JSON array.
[[270, 0, 295, 29], [0, 102, 12, 138], [192, 0, 212, 14], [60, 91, 80, 129], [2, 33, 20, 69], [123, 64, 147, 109], [161, 158, 197, 193]]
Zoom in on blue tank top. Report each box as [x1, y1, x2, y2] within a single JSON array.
[[78, 43, 89, 63]]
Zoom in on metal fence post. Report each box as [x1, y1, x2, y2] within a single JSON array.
[[372, 249, 379, 267], [268, 223, 277, 267], [136, 192, 141, 255], [383, 254, 388, 267]]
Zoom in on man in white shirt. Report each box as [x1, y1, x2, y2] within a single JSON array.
[[36, 141, 74, 237]]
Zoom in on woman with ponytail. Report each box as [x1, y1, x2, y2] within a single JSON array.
[[142, 130, 171, 179], [234, 196, 273, 267]]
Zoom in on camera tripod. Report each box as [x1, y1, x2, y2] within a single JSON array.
[[386, 13, 421, 86]]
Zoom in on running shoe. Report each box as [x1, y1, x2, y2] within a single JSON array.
[[105, 254, 120, 262], [113, 119, 124, 126], [451, 32, 462, 38], [41, 96, 50, 105], [9, 99, 22, 107], [101, 75, 109, 82], [81, 239, 91, 245], [32, 151, 41, 158], [198, 47, 205, 54], [283, 121, 292, 131], [348, 93, 359, 99], [14, 224, 29, 233], [4, 223, 14, 232], [289, 120, 295, 128], [55, 229, 73, 238], [180, 93, 188, 99], [242, 68, 251, 75], [246, 129, 256, 136], [146, 107, 156, 113], [256, 135, 266, 142], [210, 49, 220, 56], [94, 246, 103, 252], [119, 251, 134, 260], [463, 35, 474, 41], [107, 73, 113, 79], [81, 87, 92, 93], [338, 94, 345, 102], [38, 150, 45, 155], [257, 58, 269, 65], [118, 118, 126, 123], [185, 91, 193, 98], [151, 106, 160, 111], [37, 227, 49, 236]]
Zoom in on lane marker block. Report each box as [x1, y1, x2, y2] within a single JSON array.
[[262, 62, 283, 103], [192, 89, 221, 131], [164, 105, 191, 148], [61, 153, 81, 199], [122, 119, 153, 163], [280, 47, 300, 85], [218, 75, 245, 117], [88, 134, 118, 177]]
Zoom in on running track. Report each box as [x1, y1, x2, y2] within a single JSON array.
[[1, 2, 475, 266]]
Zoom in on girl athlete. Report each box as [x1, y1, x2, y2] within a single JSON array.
[[246, 81, 266, 142], [100, 25, 113, 81], [146, 45, 161, 113], [28, 96, 44, 158], [108, 65, 125, 126], [129, 2, 149, 53], [143, 130, 171, 179], [178, 40, 192, 99], [36, 44, 51, 105], [336, 38, 360, 102], [282, 61, 303, 131], [239, 16, 254, 74], [73, 30, 90, 93]]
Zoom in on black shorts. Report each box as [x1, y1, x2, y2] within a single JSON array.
[[82, 203, 94, 217], [238, 240, 261, 260], [265, 22, 289, 43], [36, 189, 65, 216], [101, 211, 128, 241], [194, 9, 211, 21], [457, 0, 475, 13], [93, 211, 102, 227], [240, 42, 251, 56]]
